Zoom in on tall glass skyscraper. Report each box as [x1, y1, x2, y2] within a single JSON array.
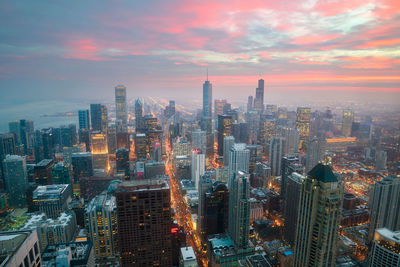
[[203, 78, 212, 118], [78, 110, 90, 130], [254, 79, 264, 113], [115, 85, 127, 131]]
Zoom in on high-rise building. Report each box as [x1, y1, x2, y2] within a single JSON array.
[[375, 149, 387, 171], [71, 152, 93, 181], [228, 143, 250, 187], [368, 176, 400, 242], [293, 164, 343, 267], [60, 124, 77, 148], [116, 132, 130, 150], [370, 228, 400, 267], [116, 179, 172, 266], [90, 104, 108, 132], [282, 127, 299, 155], [0, 133, 16, 184], [254, 79, 264, 113], [247, 95, 253, 112], [269, 137, 285, 176], [305, 137, 325, 172], [115, 85, 127, 131], [33, 184, 72, 219], [198, 176, 229, 240], [259, 117, 276, 151], [295, 107, 311, 148], [281, 155, 303, 199], [284, 172, 305, 245], [19, 119, 35, 155], [191, 129, 206, 153], [134, 133, 147, 160], [34, 159, 54, 185], [2, 155, 28, 207], [203, 76, 212, 118], [135, 98, 144, 131], [90, 131, 109, 170], [218, 114, 233, 156], [85, 190, 119, 262], [223, 136, 235, 167], [78, 109, 90, 130], [246, 144, 262, 175], [191, 150, 205, 189], [341, 109, 354, 137], [116, 147, 130, 177], [228, 171, 250, 249], [8, 120, 21, 144]]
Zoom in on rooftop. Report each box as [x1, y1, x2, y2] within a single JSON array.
[[180, 247, 196, 262], [0, 230, 36, 266], [116, 178, 170, 192], [307, 163, 338, 183], [247, 254, 270, 267], [33, 184, 70, 198]]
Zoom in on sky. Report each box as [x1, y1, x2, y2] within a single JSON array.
[[0, 0, 399, 105]]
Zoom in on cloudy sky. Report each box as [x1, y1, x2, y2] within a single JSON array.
[[0, 0, 399, 104]]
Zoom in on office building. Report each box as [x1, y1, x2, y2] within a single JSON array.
[[0, 230, 41, 267], [78, 109, 90, 130], [295, 107, 311, 148], [115, 84, 127, 131], [218, 114, 233, 156], [180, 247, 197, 267], [52, 162, 71, 185], [203, 75, 212, 118], [22, 211, 77, 250], [199, 180, 229, 240], [71, 152, 93, 181], [269, 136, 285, 177], [107, 128, 117, 154], [41, 241, 95, 266], [34, 159, 54, 185], [259, 117, 275, 151], [284, 172, 305, 245], [90, 131, 109, 170], [282, 127, 299, 154], [281, 155, 303, 199], [223, 136, 235, 167], [116, 131, 130, 150], [253, 79, 264, 113], [116, 147, 130, 176], [191, 129, 206, 153], [228, 143, 250, 186], [247, 95, 253, 112], [135, 133, 147, 160], [135, 98, 144, 131], [90, 104, 108, 132], [116, 179, 172, 266], [8, 120, 21, 144], [144, 160, 165, 179], [2, 155, 28, 207], [370, 228, 400, 267], [228, 171, 250, 249], [33, 184, 72, 219], [306, 137, 325, 172], [191, 150, 205, 189], [246, 144, 262, 174], [375, 149, 387, 171], [368, 176, 400, 242], [0, 133, 16, 184], [342, 109, 354, 137], [85, 190, 119, 262], [173, 138, 191, 158], [293, 163, 343, 267]]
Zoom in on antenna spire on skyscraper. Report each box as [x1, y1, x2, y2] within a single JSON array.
[[206, 67, 208, 81]]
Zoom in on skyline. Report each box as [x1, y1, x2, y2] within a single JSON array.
[[0, 0, 399, 105]]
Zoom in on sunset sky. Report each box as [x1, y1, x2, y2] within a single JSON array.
[[0, 0, 399, 103]]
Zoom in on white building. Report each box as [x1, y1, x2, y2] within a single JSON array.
[[191, 151, 205, 190], [180, 246, 197, 267]]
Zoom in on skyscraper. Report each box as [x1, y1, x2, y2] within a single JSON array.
[[71, 152, 93, 181], [223, 136, 235, 167], [281, 155, 303, 199], [191, 129, 206, 153], [295, 107, 311, 148], [2, 155, 28, 207], [269, 136, 285, 176], [284, 172, 305, 245], [78, 110, 90, 130], [90, 104, 108, 132], [85, 190, 119, 262], [247, 95, 253, 112], [90, 131, 109, 170], [115, 85, 127, 131], [228, 143, 250, 186], [203, 75, 212, 118], [135, 98, 144, 131], [305, 137, 325, 172], [254, 79, 264, 113], [217, 114, 233, 156], [370, 228, 400, 267], [191, 150, 205, 189], [341, 109, 354, 137], [116, 179, 172, 266], [293, 163, 343, 267], [228, 171, 250, 249], [368, 176, 400, 242], [33, 184, 72, 219]]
